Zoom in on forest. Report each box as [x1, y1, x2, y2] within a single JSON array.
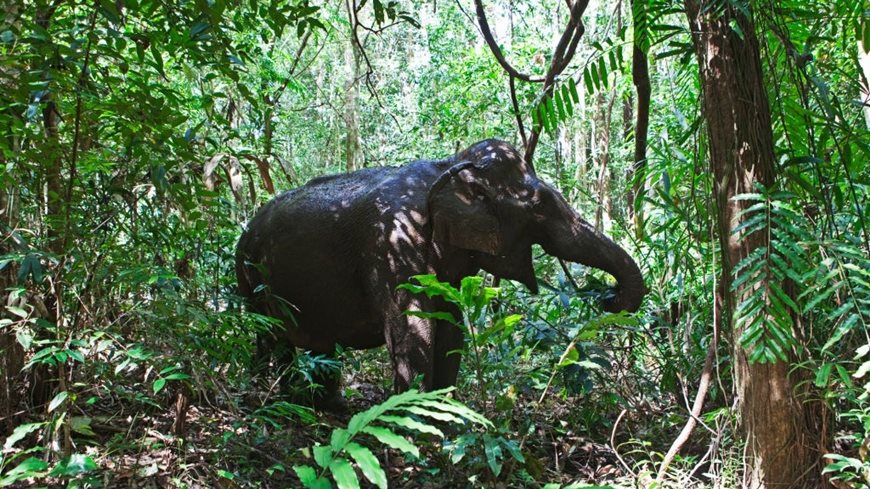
[[0, 0, 868, 487]]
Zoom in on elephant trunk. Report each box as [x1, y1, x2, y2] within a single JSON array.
[[541, 199, 645, 313]]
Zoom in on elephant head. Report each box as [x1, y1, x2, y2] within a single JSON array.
[[428, 139, 644, 313]]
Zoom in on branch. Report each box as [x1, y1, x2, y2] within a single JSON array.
[[508, 75, 527, 147], [474, 0, 544, 83], [523, 0, 589, 165], [656, 319, 718, 482]]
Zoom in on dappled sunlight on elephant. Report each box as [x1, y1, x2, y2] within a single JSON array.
[[235, 139, 645, 409]]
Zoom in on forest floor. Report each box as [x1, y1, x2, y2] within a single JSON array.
[[22, 350, 634, 488]]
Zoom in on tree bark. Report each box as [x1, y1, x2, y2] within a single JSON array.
[[627, 41, 650, 240], [344, 5, 361, 172], [684, 1, 820, 487]]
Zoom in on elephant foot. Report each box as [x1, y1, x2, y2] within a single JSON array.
[[312, 389, 348, 413]]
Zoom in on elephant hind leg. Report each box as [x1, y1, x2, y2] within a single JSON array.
[[310, 361, 346, 412]]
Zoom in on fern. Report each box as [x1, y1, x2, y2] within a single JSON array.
[[731, 189, 813, 363], [801, 239, 870, 356], [293, 387, 491, 489]]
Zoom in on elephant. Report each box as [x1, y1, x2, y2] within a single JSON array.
[[235, 139, 644, 408]]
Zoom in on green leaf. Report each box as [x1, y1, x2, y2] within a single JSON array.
[[0, 457, 49, 486], [48, 454, 98, 477], [583, 67, 594, 94], [360, 426, 419, 457], [598, 57, 608, 89], [568, 76, 579, 103], [152, 378, 167, 394], [378, 414, 444, 436], [70, 416, 96, 436], [483, 434, 503, 476], [150, 43, 165, 77], [48, 390, 68, 413], [562, 85, 574, 117], [545, 95, 557, 131], [330, 428, 351, 451], [294, 465, 331, 489], [313, 444, 334, 468], [329, 457, 359, 489], [3, 422, 44, 450], [345, 442, 386, 489], [555, 89, 566, 121], [589, 65, 600, 91], [7, 305, 28, 318]]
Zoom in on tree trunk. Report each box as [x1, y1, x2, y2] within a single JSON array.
[[684, 1, 820, 487], [627, 38, 650, 240], [344, 34, 361, 172]]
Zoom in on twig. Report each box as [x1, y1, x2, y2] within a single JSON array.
[[610, 408, 635, 476], [655, 331, 717, 482]]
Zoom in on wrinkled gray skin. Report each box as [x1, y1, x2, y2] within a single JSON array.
[[236, 139, 644, 404]]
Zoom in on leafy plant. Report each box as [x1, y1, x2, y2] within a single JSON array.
[[293, 387, 491, 489], [399, 274, 523, 410], [731, 188, 812, 362]]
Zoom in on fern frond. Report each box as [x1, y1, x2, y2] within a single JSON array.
[[294, 388, 491, 489]]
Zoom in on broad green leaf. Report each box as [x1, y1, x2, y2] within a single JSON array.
[[330, 428, 351, 451], [598, 57, 608, 89], [0, 457, 49, 486], [555, 89, 566, 121], [377, 414, 444, 437], [70, 416, 96, 436], [483, 434, 503, 476], [48, 391, 68, 413], [360, 426, 419, 457], [329, 457, 359, 489], [547, 95, 558, 129], [562, 85, 574, 117], [590, 65, 600, 91], [3, 422, 44, 450], [345, 442, 386, 489], [294, 465, 331, 489], [150, 43, 165, 77], [583, 68, 594, 94], [48, 453, 98, 477], [6, 305, 28, 318], [313, 444, 334, 468], [568, 76, 579, 102], [152, 378, 167, 394]]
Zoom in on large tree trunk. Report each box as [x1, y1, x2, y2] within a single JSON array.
[[684, 1, 820, 487]]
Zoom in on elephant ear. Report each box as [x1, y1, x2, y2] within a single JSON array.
[[428, 165, 503, 255]]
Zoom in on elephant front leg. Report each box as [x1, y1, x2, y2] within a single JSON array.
[[384, 295, 437, 392], [433, 318, 463, 389]]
